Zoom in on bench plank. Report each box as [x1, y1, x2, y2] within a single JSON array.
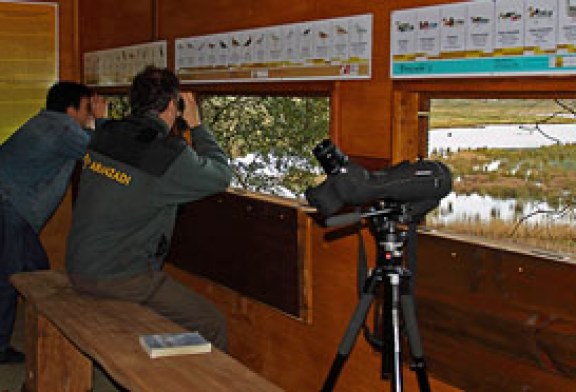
[[11, 270, 283, 392]]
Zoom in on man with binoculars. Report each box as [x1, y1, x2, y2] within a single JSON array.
[[66, 66, 232, 351]]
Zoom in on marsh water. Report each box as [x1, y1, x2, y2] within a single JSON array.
[[429, 124, 576, 226]]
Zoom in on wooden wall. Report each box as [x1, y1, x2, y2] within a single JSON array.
[[415, 233, 576, 391], [29, 0, 576, 391]]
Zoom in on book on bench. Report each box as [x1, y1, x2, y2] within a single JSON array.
[[139, 332, 211, 359]]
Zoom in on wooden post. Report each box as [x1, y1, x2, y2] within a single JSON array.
[[391, 90, 424, 164], [24, 303, 92, 392]]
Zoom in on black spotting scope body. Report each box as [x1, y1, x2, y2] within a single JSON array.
[[305, 139, 452, 218]]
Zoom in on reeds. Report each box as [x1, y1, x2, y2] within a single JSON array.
[[428, 218, 575, 258]]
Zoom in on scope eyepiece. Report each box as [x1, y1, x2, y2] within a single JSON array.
[[313, 139, 349, 175]]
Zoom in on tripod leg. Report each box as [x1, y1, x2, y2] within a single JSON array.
[[389, 274, 403, 392], [381, 276, 393, 379], [400, 292, 431, 392], [321, 279, 378, 392]]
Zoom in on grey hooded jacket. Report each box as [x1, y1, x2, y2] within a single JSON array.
[[66, 114, 231, 279]]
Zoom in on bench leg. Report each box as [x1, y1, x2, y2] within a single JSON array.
[[23, 303, 93, 392]]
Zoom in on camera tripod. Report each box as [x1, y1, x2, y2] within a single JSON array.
[[321, 204, 431, 392]]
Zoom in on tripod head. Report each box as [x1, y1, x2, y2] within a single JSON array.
[[324, 200, 423, 268], [325, 198, 437, 228], [366, 204, 409, 268]]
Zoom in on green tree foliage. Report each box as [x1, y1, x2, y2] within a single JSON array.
[[106, 95, 130, 119], [200, 95, 329, 198]]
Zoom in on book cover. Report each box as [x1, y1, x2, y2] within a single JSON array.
[[139, 332, 211, 359]]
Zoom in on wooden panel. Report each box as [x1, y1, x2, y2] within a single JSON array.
[[78, 0, 154, 52], [166, 191, 307, 319], [54, 0, 80, 80], [159, 1, 324, 38], [36, 313, 93, 392], [24, 304, 39, 392], [339, 81, 392, 158], [418, 294, 576, 390], [395, 76, 576, 96], [39, 187, 73, 271], [417, 233, 576, 317], [391, 90, 420, 163], [415, 232, 576, 391], [24, 301, 92, 392]]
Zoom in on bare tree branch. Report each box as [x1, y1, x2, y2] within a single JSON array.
[[554, 99, 576, 116], [519, 123, 562, 144], [509, 204, 575, 237]]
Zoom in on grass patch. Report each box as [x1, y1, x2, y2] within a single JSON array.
[[428, 218, 575, 258], [430, 99, 576, 128]]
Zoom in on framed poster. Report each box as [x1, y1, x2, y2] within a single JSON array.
[[391, 0, 576, 78], [0, 2, 57, 143], [83, 41, 167, 87], [176, 14, 373, 83]]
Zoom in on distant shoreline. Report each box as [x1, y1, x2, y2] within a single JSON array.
[[428, 123, 576, 152]]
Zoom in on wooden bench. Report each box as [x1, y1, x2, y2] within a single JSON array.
[[10, 270, 284, 392]]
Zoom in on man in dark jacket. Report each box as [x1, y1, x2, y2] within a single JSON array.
[[66, 66, 232, 351], [0, 81, 102, 364]]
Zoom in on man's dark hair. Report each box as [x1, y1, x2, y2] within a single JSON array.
[[46, 81, 92, 113], [129, 66, 180, 116]]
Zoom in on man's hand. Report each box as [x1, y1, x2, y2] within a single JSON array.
[[180, 92, 201, 128]]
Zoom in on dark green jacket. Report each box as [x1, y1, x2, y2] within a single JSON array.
[[66, 114, 232, 279]]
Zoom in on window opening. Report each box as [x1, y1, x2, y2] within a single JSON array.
[[106, 95, 130, 119], [427, 98, 576, 258], [200, 95, 329, 199]]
